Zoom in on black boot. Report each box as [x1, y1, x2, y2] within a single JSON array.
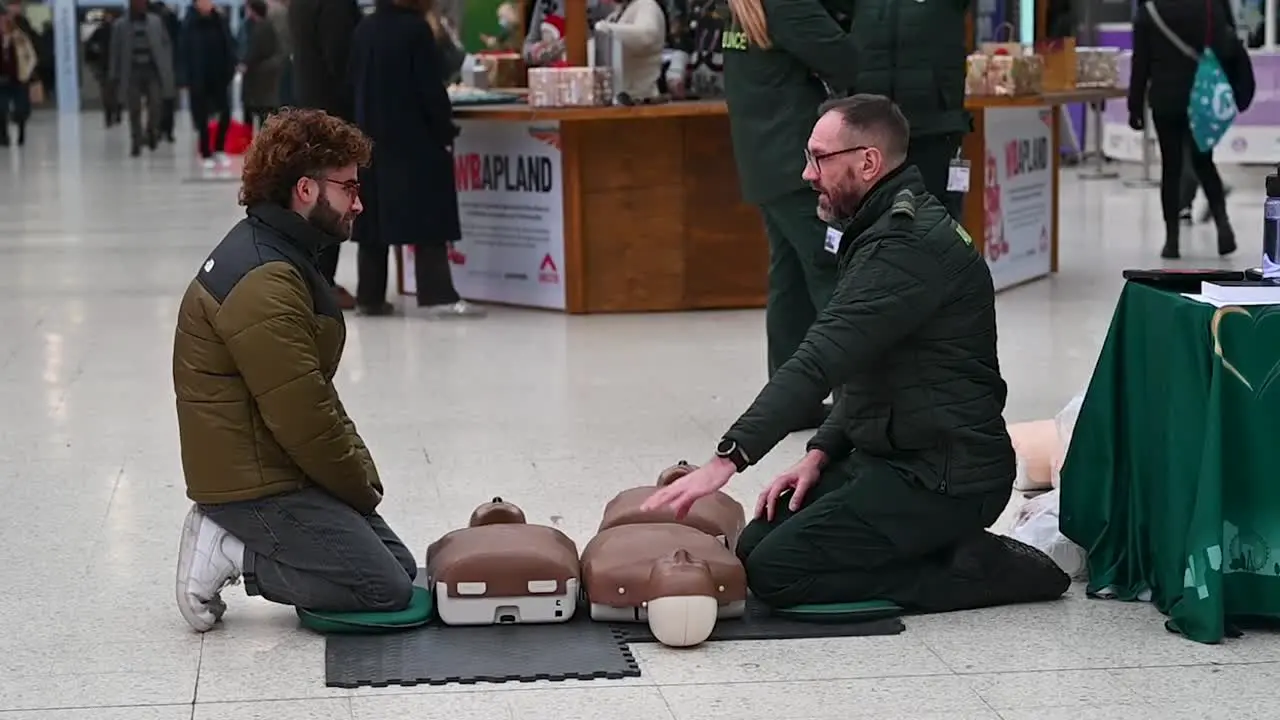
[[15, 122, 24, 146], [1210, 203, 1237, 256], [1162, 224, 1180, 259]]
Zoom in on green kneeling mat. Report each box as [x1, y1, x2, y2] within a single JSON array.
[[297, 586, 434, 634], [773, 599, 903, 623]]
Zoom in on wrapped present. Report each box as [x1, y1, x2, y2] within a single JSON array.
[[966, 51, 1044, 96], [1036, 37, 1077, 91], [1075, 47, 1120, 88], [477, 51, 527, 89], [528, 66, 614, 107], [966, 52, 992, 95]]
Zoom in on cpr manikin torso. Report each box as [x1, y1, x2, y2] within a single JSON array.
[[427, 498, 580, 625], [581, 462, 748, 646]]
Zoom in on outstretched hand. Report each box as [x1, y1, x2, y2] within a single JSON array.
[[639, 457, 736, 519]]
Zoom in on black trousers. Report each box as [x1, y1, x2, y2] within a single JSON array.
[[1152, 113, 1226, 227], [190, 83, 231, 158], [735, 453, 1062, 612], [906, 133, 964, 220], [357, 242, 461, 307]]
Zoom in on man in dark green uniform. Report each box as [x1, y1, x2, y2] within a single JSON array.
[[644, 95, 1068, 613]]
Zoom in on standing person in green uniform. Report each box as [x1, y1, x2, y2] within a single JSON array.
[[845, 0, 972, 218], [720, 0, 858, 431]]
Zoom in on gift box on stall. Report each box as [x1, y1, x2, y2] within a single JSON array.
[[965, 51, 1045, 96], [476, 51, 527, 88], [1035, 37, 1077, 91], [1075, 47, 1120, 88], [527, 66, 613, 107]]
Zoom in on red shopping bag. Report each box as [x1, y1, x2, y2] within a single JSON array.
[[203, 119, 253, 156]]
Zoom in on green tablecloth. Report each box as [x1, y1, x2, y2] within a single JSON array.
[[1060, 281, 1280, 644]]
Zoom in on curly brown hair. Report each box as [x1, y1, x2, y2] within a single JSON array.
[[238, 108, 373, 208]]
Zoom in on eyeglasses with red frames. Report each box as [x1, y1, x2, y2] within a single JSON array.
[[314, 176, 361, 200]]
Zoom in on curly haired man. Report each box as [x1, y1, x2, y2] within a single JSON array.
[[171, 108, 417, 632]]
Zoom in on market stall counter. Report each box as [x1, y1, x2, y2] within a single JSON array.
[[396, 100, 766, 314], [398, 88, 1126, 312]]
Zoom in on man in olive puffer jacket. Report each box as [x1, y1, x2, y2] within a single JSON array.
[[171, 108, 416, 633]]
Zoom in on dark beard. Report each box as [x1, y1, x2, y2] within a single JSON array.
[[815, 184, 862, 224], [307, 193, 351, 240]]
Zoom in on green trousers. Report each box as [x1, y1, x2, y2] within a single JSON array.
[[734, 454, 1065, 612], [759, 187, 839, 386]]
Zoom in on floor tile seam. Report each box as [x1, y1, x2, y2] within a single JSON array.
[[0, 702, 193, 715], [941, 658, 1280, 677]]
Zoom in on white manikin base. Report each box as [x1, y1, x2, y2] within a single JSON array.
[[435, 579, 579, 626]]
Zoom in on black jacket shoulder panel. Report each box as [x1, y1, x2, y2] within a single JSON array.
[[194, 217, 342, 321]]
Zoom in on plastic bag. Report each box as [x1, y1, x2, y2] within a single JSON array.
[[1050, 386, 1088, 488], [1009, 489, 1087, 580]]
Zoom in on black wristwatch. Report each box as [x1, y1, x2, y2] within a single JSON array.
[[715, 438, 751, 473]]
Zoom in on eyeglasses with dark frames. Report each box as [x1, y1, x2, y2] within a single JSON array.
[[803, 145, 869, 173]]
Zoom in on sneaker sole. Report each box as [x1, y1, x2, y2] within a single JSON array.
[[175, 505, 217, 632]]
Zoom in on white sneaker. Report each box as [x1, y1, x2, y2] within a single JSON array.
[[215, 152, 232, 168], [202, 157, 216, 170], [421, 300, 487, 319], [175, 505, 244, 632]]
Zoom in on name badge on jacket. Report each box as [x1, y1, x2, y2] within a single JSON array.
[[824, 226, 842, 254]]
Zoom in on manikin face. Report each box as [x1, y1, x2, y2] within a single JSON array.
[[801, 112, 887, 224], [293, 164, 364, 240]]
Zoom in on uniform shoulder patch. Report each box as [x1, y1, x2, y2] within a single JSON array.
[[890, 188, 917, 219]]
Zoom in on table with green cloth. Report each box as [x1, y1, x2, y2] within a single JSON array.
[[1059, 280, 1280, 644]]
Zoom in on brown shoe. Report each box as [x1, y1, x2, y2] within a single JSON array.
[[334, 285, 357, 311]]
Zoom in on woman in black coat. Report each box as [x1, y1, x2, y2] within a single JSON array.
[[348, 0, 483, 316], [1128, 0, 1251, 259]]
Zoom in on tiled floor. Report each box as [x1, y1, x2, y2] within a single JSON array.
[[0, 112, 1273, 719]]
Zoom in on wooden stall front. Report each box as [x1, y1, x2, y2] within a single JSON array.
[[398, 100, 766, 314], [959, 87, 1126, 291], [398, 87, 1125, 312]]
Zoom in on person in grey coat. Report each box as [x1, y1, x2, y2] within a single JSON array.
[[108, 0, 176, 155], [239, 0, 283, 128]]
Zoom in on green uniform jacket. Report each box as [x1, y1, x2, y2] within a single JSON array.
[[847, 0, 972, 138], [722, 166, 1015, 497], [173, 204, 384, 514], [722, 0, 971, 205]]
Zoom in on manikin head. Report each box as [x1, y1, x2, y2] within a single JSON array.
[[468, 497, 527, 527], [238, 108, 370, 240], [802, 93, 911, 224], [645, 549, 719, 647]]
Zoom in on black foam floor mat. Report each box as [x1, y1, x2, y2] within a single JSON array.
[[324, 613, 639, 688], [610, 596, 905, 644]]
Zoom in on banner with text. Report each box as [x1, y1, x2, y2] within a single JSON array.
[[982, 107, 1055, 291], [410, 119, 566, 309]]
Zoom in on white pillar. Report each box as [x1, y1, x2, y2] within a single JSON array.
[[52, 0, 80, 113]]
